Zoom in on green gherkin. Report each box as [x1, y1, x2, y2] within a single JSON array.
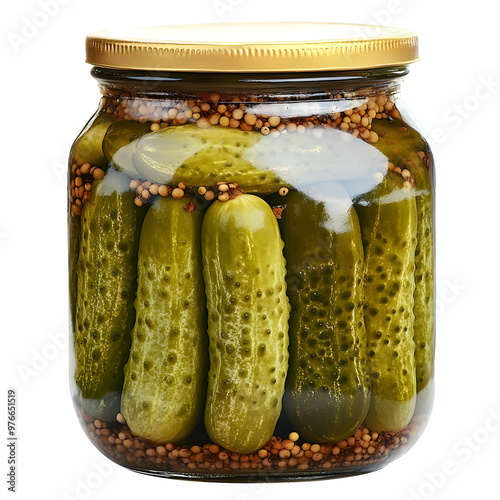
[[412, 166, 434, 395], [102, 120, 151, 177], [69, 212, 81, 331], [355, 172, 418, 432], [281, 189, 371, 443], [132, 125, 287, 193], [74, 174, 147, 421], [370, 118, 435, 396], [121, 196, 208, 444], [202, 194, 290, 454], [71, 111, 114, 168]]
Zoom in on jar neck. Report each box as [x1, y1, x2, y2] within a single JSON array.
[[92, 66, 407, 102]]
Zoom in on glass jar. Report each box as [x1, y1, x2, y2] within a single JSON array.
[[68, 23, 435, 481]]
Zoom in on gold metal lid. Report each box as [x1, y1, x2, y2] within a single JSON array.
[[86, 23, 418, 73]]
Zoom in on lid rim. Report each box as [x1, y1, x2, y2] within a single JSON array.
[[86, 60, 420, 73], [85, 23, 419, 73]]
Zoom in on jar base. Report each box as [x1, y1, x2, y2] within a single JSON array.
[[128, 463, 387, 482], [75, 398, 428, 481]]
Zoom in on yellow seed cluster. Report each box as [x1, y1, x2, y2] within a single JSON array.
[[80, 407, 425, 475], [130, 179, 185, 207], [69, 163, 105, 216], [102, 91, 401, 144], [129, 180, 247, 207], [387, 162, 417, 188]]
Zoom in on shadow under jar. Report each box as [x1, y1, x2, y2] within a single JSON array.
[[68, 23, 435, 482]]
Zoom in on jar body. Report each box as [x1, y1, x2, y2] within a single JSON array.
[[68, 68, 434, 481]]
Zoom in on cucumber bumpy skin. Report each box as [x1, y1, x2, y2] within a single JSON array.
[[121, 196, 207, 444], [202, 194, 290, 454], [281, 189, 371, 443], [74, 175, 147, 421], [354, 172, 418, 432], [370, 118, 435, 394]]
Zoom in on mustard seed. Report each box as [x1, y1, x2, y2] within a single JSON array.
[[171, 188, 184, 199], [209, 113, 221, 125], [244, 113, 257, 126], [232, 108, 244, 120], [204, 190, 215, 201], [310, 444, 321, 453], [268, 116, 280, 127], [80, 163, 91, 175], [158, 185, 169, 197], [197, 117, 210, 129], [93, 168, 105, 179], [208, 444, 219, 454]]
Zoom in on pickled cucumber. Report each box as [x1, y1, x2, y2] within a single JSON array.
[[69, 213, 81, 330], [412, 168, 434, 394], [74, 172, 147, 421], [133, 125, 287, 193], [121, 196, 207, 444], [370, 119, 435, 394], [354, 172, 417, 432], [202, 194, 290, 454], [281, 188, 371, 443], [103, 121, 151, 177], [71, 111, 114, 167]]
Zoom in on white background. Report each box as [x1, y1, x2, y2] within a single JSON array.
[[1, 1, 498, 499]]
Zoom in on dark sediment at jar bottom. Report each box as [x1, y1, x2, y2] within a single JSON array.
[[76, 401, 428, 481]]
